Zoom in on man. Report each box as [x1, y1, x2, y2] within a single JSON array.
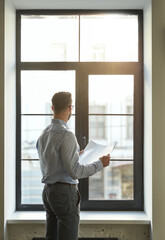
[[37, 91, 110, 240]]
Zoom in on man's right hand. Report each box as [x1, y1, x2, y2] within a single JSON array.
[[99, 154, 110, 167]]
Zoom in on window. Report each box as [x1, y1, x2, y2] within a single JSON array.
[[16, 10, 143, 211]]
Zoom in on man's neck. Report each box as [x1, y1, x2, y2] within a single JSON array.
[[54, 115, 67, 123]]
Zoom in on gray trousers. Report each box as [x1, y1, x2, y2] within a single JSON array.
[[42, 183, 80, 240]]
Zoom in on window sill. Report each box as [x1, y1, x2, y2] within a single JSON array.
[[7, 211, 150, 225]]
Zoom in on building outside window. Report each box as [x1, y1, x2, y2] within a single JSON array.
[[16, 10, 143, 210]]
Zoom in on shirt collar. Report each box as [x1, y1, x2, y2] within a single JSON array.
[[51, 118, 69, 129]]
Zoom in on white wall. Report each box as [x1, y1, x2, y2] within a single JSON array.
[[5, 0, 16, 218], [12, 0, 146, 10], [4, 0, 16, 239], [143, 0, 152, 220], [0, 0, 5, 239], [152, 0, 165, 239]]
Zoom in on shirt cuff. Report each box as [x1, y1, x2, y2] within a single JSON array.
[[94, 160, 104, 171]]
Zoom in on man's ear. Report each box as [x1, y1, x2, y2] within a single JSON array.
[[68, 105, 72, 112], [51, 106, 54, 111]]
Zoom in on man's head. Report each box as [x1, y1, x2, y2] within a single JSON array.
[[51, 92, 73, 121]]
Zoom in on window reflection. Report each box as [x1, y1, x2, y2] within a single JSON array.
[[21, 71, 76, 114], [80, 14, 138, 62], [22, 161, 43, 204], [89, 75, 134, 114], [21, 14, 138, 62], [21, 15, 79, 62], [88, 74, 134, 200], [89, 161, 134, 200]]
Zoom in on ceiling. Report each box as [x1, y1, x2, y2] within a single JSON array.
[[11, 0, 147, 10]]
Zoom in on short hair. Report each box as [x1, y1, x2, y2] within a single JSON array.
[[51, 92, 72, 113]]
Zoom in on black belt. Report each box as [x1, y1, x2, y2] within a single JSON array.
[[47, 182, 77, 187], [56, 182, 77, 186]]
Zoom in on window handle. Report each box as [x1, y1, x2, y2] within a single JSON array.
[[83, 136, 87, 148]]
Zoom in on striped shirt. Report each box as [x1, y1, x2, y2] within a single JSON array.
[[36, 118, 103, 184]]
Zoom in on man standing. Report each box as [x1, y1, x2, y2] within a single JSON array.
[[37, 92, 110, 240]]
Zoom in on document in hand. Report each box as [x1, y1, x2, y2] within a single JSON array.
[[79, 140, 115, 165]]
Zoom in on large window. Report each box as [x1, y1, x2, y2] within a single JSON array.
[[16, 10, 143, 211]]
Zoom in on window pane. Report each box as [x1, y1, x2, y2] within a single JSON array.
[[21, 15, 79, 62], [21, 70, 75, 114], [22, 115, 51, 160], [89, 75, 134, 114], [80, 14, 138, 62], [89, 116, 133, 159], [89, 161, 134, 200], [22, 115, 75, 160], [21, 160, 43, 204]]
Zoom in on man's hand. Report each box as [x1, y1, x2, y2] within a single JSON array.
[[99, 154, 110, 167], [79, 150, 84, 155]]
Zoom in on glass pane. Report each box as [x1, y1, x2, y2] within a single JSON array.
[[21, 160, 43, 204], [21, 71, 75, 114], [89, 161, 134, 200], [80, 14, 138, 62], [89, 116, 133, 159], [22, 115, 75, 160], [89, 75, 134, 114], [21, 15, 79, 62]]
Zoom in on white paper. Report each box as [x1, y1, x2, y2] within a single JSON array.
[[79, 140, 115, 165]]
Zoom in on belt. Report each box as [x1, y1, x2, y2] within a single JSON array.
[[56, 182, 77, 187], [47, 182, 77, 187]]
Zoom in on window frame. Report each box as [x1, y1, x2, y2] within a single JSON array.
[[16, 9, 143, 211]]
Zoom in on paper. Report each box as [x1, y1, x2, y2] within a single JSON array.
[[79, 140, 115, 165]]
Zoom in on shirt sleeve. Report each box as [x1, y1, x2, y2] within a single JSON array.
[[60, 131, 103, 180]]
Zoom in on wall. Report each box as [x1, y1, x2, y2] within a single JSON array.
[[5, 0, 16, 218], [143, 0, 152, 221], [8, 223, 150, 240], [4, 0, 16, 239], [152, 0, 165, 239], [12, 0, 147, 10], [0, 0, 5, 239]]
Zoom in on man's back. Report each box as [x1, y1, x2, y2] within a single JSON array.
[[37, 118, 78, 184]]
